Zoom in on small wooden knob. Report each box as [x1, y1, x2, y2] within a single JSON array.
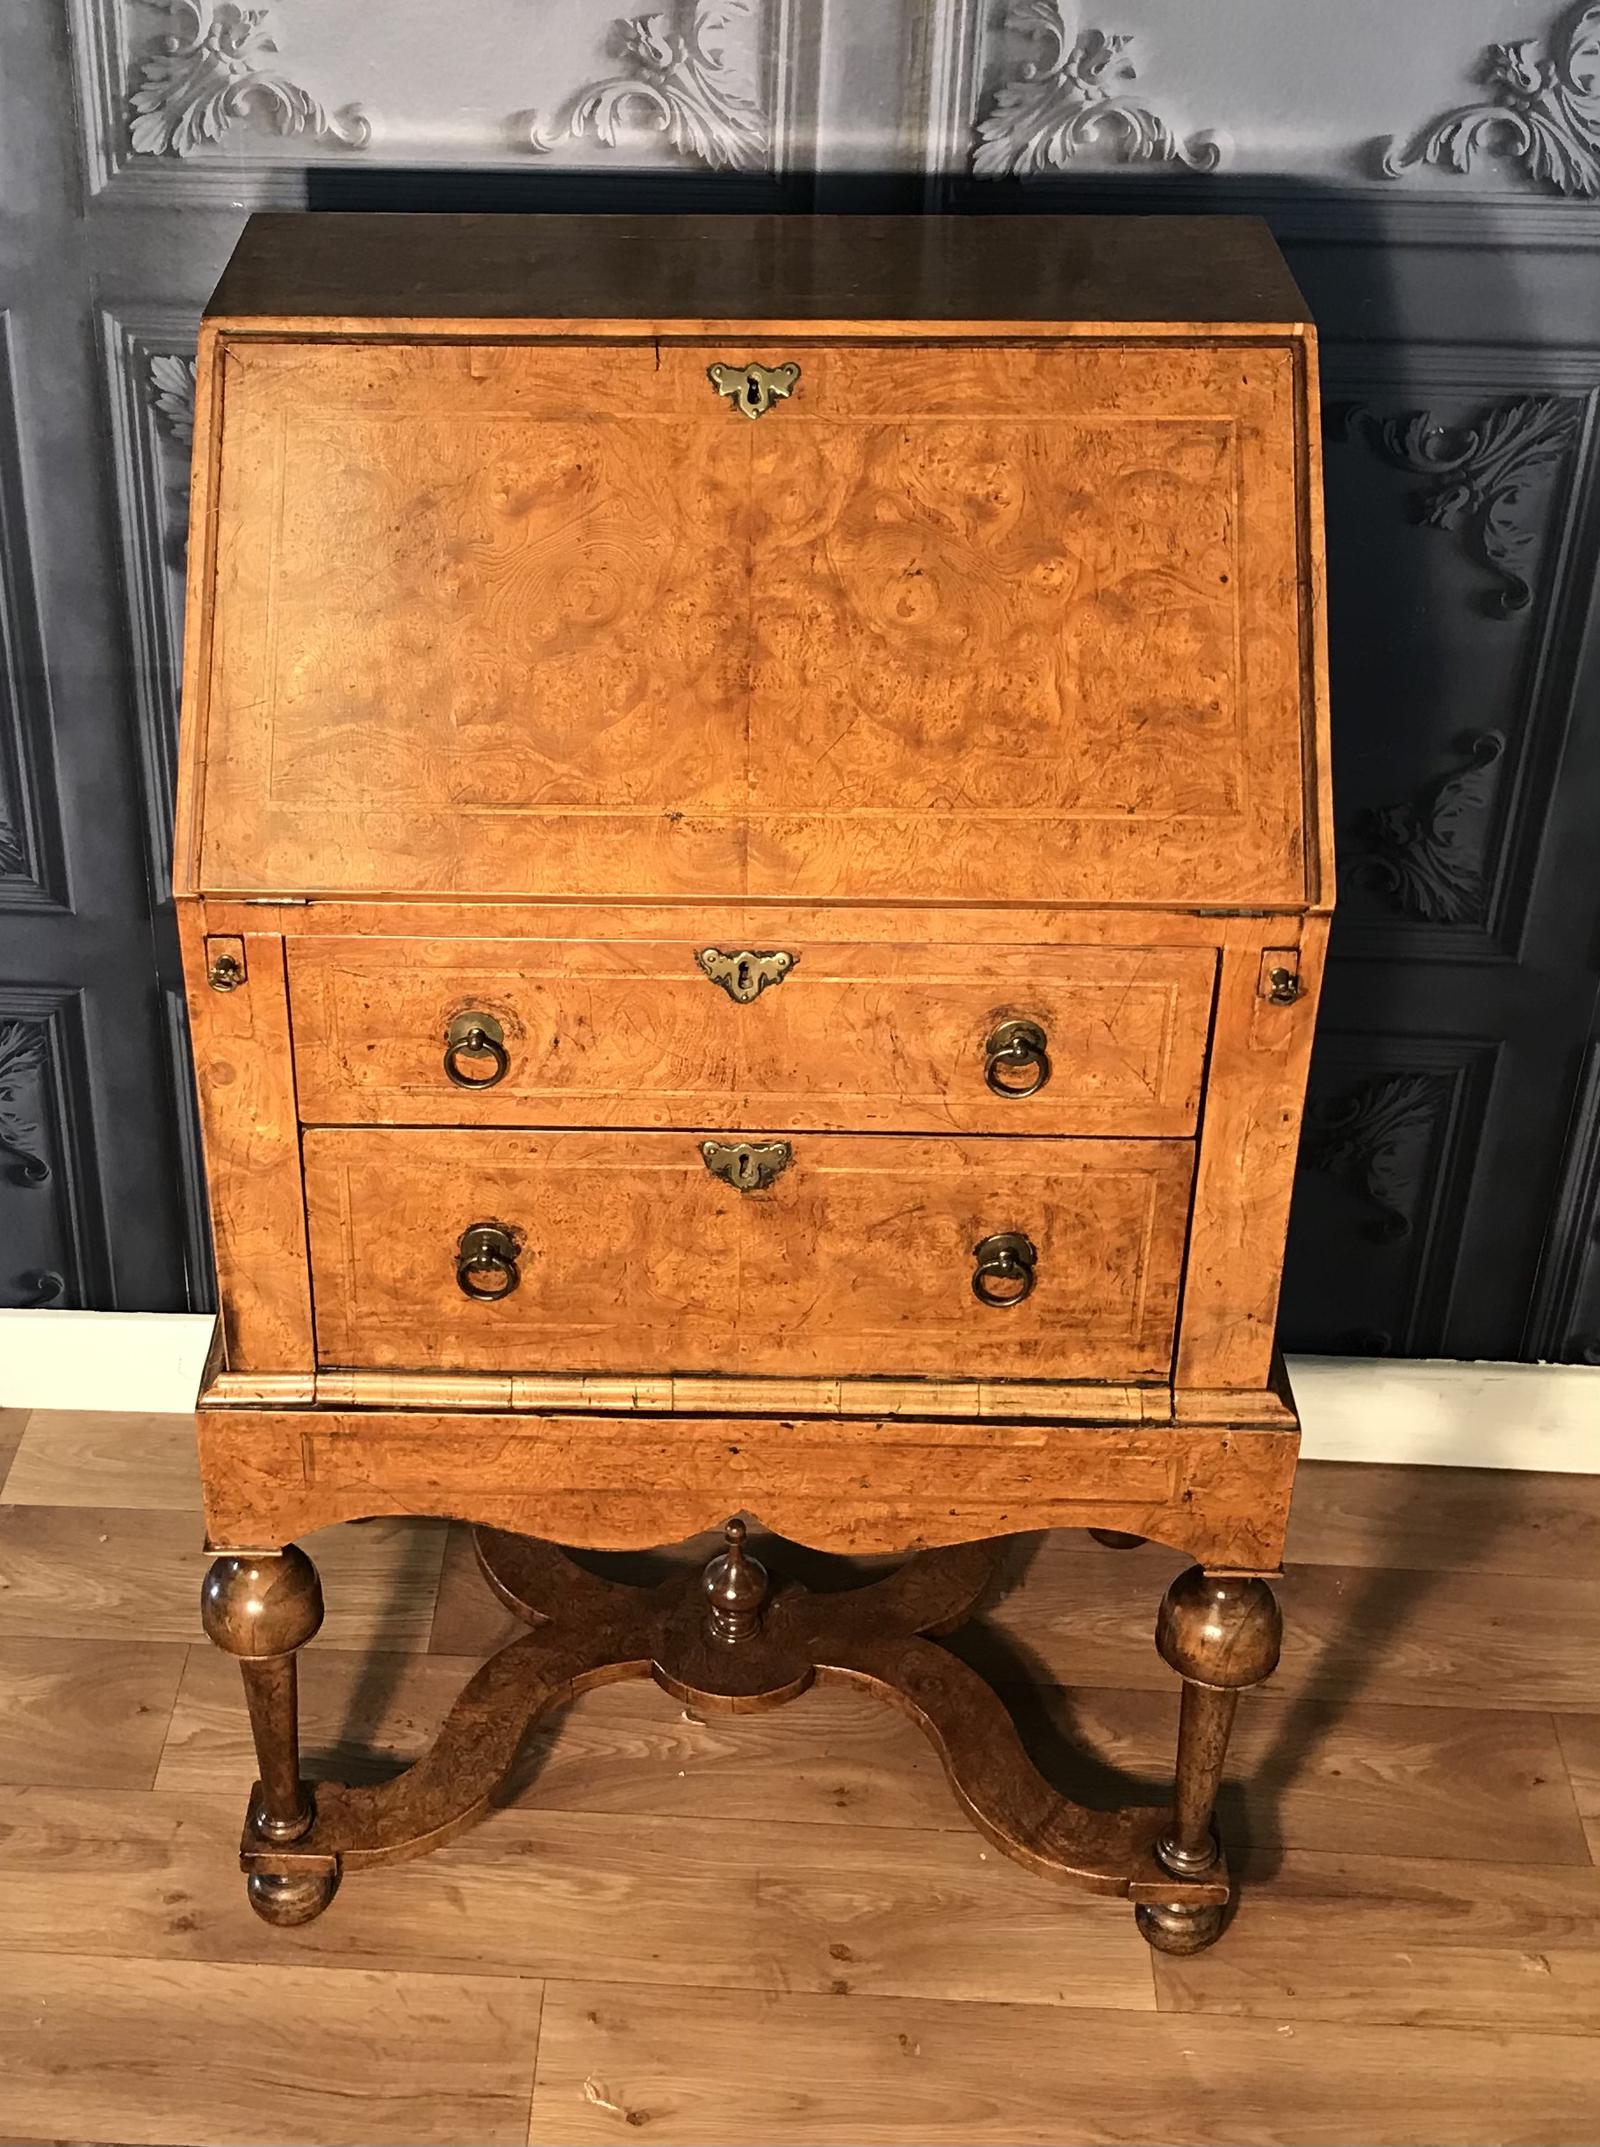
[[701, 1519, 769, 1646]]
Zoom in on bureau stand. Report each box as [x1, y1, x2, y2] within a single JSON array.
[[202, 1519, 1278, 1954], [178, 212, 1330, 1959]]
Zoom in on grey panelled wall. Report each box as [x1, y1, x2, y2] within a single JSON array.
[[2, 0, 1599, 1362]]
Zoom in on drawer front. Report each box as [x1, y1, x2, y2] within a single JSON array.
[[303, 1128, 1193, 1380], [289, 938, 1214, 1137], [195, 337, 1308, 907]]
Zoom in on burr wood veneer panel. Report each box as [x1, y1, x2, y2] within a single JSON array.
[[189, 337, 1310, 907], [302, 1128, 1194, 1381], [287, 937, 1216, 1136]]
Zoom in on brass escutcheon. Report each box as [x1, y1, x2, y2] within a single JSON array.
[[701, 1138, 792, 1192], [697, 948, 795, 1004], [708, 360, 800, 419]]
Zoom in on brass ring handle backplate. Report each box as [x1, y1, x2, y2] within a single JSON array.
[[456, 1222, 520, 1301], [444, 1010, 510, 1089], [972, 1232, 1037, 1309], [984, 1018, 1052, 1098]]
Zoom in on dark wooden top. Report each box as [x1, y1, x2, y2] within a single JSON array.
[[207, 213, 1311, 330]]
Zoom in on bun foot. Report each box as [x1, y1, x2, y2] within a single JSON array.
[[1135, 1899, 1225, 1955], [247, 1867, 339, 1927]]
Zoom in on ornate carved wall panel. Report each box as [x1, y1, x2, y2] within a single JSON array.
[[1317, 352, 1600, 965], [0, 988, 110, 1310], [1285, 1041, 1499, 1357], [100, 307, 198, 899], [71, 0, 819, 203], [0, 317, 66, 915]]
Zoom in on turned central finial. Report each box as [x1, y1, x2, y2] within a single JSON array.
[[702, 1517, 769, 1646]]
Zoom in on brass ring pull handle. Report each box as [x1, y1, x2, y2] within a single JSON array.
[[984, 1018, 1052, 1098], [971, 1232, 1037, 1309], [456, 1222, 520, 1301], [443, 1011, 509, 1090]]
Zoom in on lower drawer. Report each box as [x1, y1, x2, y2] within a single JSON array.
[[302, 1127, 1193, 1381]]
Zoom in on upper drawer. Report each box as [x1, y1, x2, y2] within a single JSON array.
[[288, 936, 1215, 1137], [184, 337, 1314, 907]]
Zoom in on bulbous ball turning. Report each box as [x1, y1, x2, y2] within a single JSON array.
[[201, 1544, 324, 1660], [1155, 1566, 1281, 1691]]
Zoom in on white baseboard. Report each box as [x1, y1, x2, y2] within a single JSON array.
[[0, 1310, 217, 1414], [2, 1312, 1595, 1472], [1285, 1355, 1598, 1472]]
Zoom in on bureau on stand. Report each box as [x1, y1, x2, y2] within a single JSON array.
[[177, 213, 1331, 1955]]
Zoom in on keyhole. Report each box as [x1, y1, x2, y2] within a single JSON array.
[[735, 957, 753, 996], [745, 377, 759, 411], [732, 1148, 756, 1187]]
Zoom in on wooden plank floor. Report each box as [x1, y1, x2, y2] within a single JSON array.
[[1, 1404, 1597, 2146]]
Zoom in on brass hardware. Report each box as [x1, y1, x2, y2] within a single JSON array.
[[455, 1222, 520, 1301], [697, 947, 795, 1004], [984, 1018, 1052, 1098], [708, 360, 800, 420], [1259, 948, 1302, 1005], [700, 1138, 792, 1192], [971, 1232, 1037, 1309], [205, 936, 247, 992], [443, 1010, 510, 1089]]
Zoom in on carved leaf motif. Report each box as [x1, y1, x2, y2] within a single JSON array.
[[1300, 1073, 1451, 1243], [127, 0, 373, 159], [1382, 2, 1600, 197], [972, 2, 1223, 178], [0, 1019, 50, 1185], [1344, 396, 1582, 615], [526, 2, 767, 173], [1350, 732, 1507, 926], [0, 797, 25, 877], [148, 353, 197, 446]]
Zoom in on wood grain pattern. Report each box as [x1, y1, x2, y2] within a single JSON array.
[[189, 338, 1310, 907], [0, 1504, 445, 1650], [6, 1435, 1600, 2145], [195, 1408, 1296, 1569], [0, 1949, 544, 2147], [207, 215, 1314, 334], [1, 1410, 201, 1509], [1176, 914, 1328, 1392], [1153, 1848, 1600, 2033], [0, 1638, 187, 1788], [288, 937, 1215, 1137], [1554, 1717, 1600, 1864], [303, 1128, 1193, 1380], [177, 916, 312, 1382], [1286, 1460, 1600, 1575], [526, 1980, 1600, 2147]]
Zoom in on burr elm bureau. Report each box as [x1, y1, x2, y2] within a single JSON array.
[[178, 212, 1331, 1950]]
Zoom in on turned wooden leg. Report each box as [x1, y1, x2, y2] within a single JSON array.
[[1135, 1565, 1281, 1956], [200, 1544, 338, 1926]]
